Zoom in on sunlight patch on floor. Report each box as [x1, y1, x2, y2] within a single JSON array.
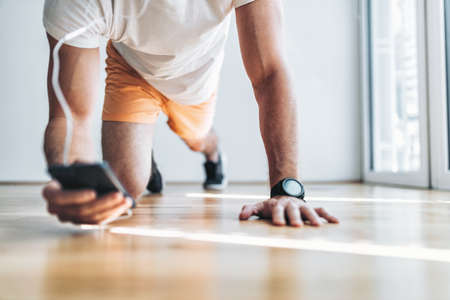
[[109, 227, 450, 263], [185, 193, 450, 204]]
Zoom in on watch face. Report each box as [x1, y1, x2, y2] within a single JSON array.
[[283, 179, 303, 197]]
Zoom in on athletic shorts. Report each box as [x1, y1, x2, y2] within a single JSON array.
[[102, 40, 216, 141]]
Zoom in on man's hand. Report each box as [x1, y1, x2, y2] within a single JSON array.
[[239, 196, 339, 227], [42, 181, 132, 225]]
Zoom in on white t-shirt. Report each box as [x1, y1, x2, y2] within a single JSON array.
[[43, 0, 254, 105]]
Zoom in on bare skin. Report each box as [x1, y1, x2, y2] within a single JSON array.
[[183, 128, 220, 162], [236, 0, 339, 226], [42, 0, 339, 226], [102, 121, 154, 199], [42, 35, 131, 224], [44, 34, 99, 165], [42, 35, 219, 224]]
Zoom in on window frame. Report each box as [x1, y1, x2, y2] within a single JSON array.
[[428, 0, 450, 190], [361, 0, 430, 188]]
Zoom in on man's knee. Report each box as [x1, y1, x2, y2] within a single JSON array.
[[115, 170, 149, 200], [184, 138, 205, 152], [128, 184, 147, 200]]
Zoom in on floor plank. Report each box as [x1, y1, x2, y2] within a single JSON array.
[[0, 183, 449, 300]]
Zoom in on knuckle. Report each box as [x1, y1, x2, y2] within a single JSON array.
[[73, 206, 82, 215], [90, 214, 103, 224], [278, 198, 289, 205], [42, 183, 57, 199], [52, 194, 64, 205], [275, 203, 284, 210], [304, 204, 313, 210], [268, 199, 277, 206], [287, 201, 297, 209], [107, 193, 121, 202], [79, 191, 93, 203], [77, 206, 90, 216], [42, 188, 50, 200]]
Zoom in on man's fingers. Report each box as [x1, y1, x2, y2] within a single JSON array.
[[239, 199, 339, 228], [56, 212, 74, 223], [43, 183, 96, 206], [54, 189, 96, 206], [73, 192, 124, 217], [239, 204, 255, 220], [60, 198, 130, 225], [42, 181, 61, 201], [272, 203, 286, 226], [47, 202, 58, 215], [286, 202, 303, 227], [43, 181, 132, 224], [239, 202, 264, 220], [89, 201, 131, 224], [315, 207, 339, 224], [300, 205, 322, 226], [55, 192, 129, 223], [42, 180, 60, 192], [85, 192, 125, 216]]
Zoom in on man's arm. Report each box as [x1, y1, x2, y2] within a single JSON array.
[[235, 0, 297, 187], [236, 0, 339, 227], [44, 34, 99, 164], [42, 34, 131, 224]]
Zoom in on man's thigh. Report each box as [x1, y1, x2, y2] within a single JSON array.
[[163, 92, 217, 142], [102, 121, 154, 199]]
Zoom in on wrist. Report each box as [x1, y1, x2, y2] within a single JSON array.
[[270, 172, 300, 189], [45, 118, 96, 165], [270, 177, 305, 200]]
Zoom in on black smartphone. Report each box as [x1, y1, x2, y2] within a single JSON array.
[[47, 161, 136, 208]]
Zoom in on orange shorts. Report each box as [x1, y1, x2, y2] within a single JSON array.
[[102, 41, 216, 141]]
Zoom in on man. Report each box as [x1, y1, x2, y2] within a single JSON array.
[[42, 0, 339, 227]]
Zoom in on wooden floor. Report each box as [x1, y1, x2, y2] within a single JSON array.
[[1, 183, 450, 300]]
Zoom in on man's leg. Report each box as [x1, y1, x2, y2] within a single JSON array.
[[102, 121, 154, 200], [183, 128, 219, 162], [163, 92, 219, 161], [162, 94, 226, 190], [146, 127, 221, 194], [102, 40, 163, 198], [182, 127, 227, 191]]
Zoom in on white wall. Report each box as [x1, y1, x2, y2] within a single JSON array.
[[0, 0, 361, 183]]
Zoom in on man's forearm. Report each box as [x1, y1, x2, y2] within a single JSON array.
[[253, 68, 299, 187], [44, 34, 100, 166], [44, 117, 96, 165]]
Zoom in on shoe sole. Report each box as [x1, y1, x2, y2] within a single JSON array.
[[203, 176, 228, 191]]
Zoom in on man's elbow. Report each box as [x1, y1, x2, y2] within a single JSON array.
[[250, 63, 290, 104]]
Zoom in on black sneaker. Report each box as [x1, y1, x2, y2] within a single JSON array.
[[203, 153, 227, 191], [147, 153, 163, 194]]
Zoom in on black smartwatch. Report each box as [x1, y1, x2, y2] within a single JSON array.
[[270, 178, 305, 200]]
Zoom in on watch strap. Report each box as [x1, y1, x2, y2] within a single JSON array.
[[270, 180, 284, 198]]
